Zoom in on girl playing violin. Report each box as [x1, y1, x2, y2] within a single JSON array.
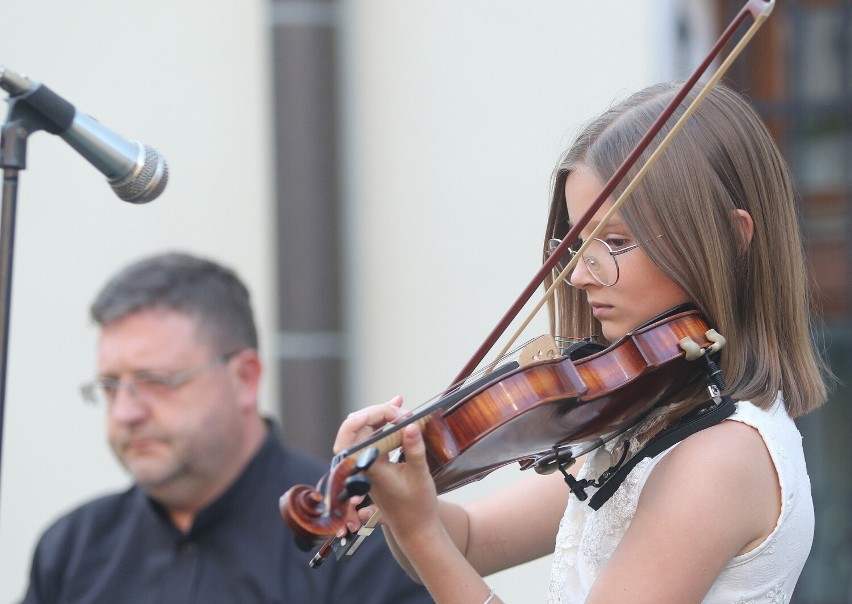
[[333, 82, 828, 603]]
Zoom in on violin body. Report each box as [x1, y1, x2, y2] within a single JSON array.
[[423, 308, 714, 490], [281, 308, 718, 544]]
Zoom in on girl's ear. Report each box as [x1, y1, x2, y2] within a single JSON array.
[[732, 209, 754, 253]]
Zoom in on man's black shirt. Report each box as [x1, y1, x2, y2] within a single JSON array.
[[21, 424, 433, 603]]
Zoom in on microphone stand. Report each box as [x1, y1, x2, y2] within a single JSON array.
[[0, 75, 55, 510]]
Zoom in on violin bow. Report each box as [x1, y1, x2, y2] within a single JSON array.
[[453, 0, 775, 385]]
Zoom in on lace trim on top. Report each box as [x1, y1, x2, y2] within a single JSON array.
[[547, 397, 813, 604], [547, 442, 654, 603]]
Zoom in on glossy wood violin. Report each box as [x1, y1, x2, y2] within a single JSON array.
[[280, 307, 726, 549]]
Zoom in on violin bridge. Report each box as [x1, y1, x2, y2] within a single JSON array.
[[518, 334, 560, 367]]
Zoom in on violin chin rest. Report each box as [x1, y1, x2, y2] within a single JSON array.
[[679, 336, 704, 361]]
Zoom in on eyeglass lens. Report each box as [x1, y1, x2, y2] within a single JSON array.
[[83, 376, 175, 405], [549, 238, 619, 287]]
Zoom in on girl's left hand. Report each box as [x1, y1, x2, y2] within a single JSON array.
[[368, 421, 440, 533], [333, 396, 441, 539]]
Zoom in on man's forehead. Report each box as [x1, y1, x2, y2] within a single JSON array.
[[96, 309, 210, 367]]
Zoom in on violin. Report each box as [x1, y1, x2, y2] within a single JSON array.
[[280, 307, 725, 547]]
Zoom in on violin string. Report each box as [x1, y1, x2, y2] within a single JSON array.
[[339, 334, 557, 458]]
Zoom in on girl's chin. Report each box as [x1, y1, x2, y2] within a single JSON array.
[[600, 322, 626, 343]]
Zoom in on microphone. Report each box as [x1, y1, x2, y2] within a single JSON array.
[[0, 65, 168, 203]]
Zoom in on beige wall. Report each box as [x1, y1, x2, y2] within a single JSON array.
[[0, 1, 706, 601], [0, 1, 274, 600]]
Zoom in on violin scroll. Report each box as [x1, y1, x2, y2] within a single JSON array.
[[280, 484, 341, 547]]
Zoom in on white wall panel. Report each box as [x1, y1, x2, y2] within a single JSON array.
[[0, 2, 273, 600]]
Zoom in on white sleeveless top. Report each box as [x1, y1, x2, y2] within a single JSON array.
[[547, 397, 814, 603]]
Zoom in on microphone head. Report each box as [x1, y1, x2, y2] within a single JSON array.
[[109, 144, 169, 204]]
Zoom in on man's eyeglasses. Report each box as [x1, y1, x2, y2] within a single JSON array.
[[80, 351, 240, 405], [547, 237, 646, 287]]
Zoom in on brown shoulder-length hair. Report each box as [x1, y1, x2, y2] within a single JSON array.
[[543, 82, 827, 417]]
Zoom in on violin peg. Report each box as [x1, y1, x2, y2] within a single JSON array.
[[337, 475, 372, 502], [354, 447, 380, 472]]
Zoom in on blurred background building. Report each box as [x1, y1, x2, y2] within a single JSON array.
[[714, 2, 852, 601], [0, 1, 848, 602]]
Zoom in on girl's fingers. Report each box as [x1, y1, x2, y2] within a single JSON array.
[[357, 504, 379, 523], [333, 396, 407, 453], [403, 423, 425, 457]]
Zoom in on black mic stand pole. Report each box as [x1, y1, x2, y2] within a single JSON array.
[[0, 73, 55, 512]]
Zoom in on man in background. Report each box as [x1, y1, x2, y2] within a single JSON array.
[[21, 252, 431, 603]]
